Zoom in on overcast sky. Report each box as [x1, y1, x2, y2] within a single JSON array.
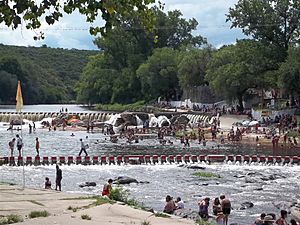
[[0, 0, 246, 50]]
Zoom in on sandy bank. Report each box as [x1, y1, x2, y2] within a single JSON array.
[[0, 184, 195, 225]]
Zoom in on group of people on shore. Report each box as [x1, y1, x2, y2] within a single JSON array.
[[163, 194, 231, 225], [254, 210, 299, 225]]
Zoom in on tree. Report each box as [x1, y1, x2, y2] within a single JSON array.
[[0, 0, 156, 38], [177, 47, 214, 89], [206, 40, 279, 112], [278, 47, 300, 98], [76, 54, 117, 104], [137, 47, 179, 101], [227, 0, 300, 50]]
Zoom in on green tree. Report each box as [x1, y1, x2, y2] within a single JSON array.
[[278, 47, 300, 98], [206, 40, 279, 111], [178, 47, 214, 89], [137, 47, 179, 101], [76, 54, 117, 104], [227, 0, 300, 50], [0, 0, 156, 38]]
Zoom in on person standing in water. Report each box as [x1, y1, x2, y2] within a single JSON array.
[[16, 134, 23, 157], [35, 137, 40, 156], [78, 138, 88, 156], [8, 138, 16, 157]]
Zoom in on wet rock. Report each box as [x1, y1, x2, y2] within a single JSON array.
[[114, 176, 138, 185], [178, 165, 206, 170], [239, 202, 254, 210], [79, 182, 96, 188], [120, 113, 137, 126], [245, 178, 257, 183], [173, 209, 199, 220], [138, 181, 150, 184], [202, 183, 209, 186], [291, 207, 300, 223], [273, 201, 293, 210], [233, 174, 245, 178], [254, 187, 263, 191]]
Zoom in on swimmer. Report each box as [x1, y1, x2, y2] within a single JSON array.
[[70, 133, 75, 136]]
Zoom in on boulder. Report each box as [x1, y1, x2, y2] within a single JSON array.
[[79, 182, 97, 188], [174, 115, 190, 125], [120, 113, 137, 126], [291, 206, 300, 223], [114, 176, 138, 185], [239, 202, 254, 210]]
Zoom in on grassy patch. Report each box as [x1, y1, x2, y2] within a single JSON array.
[[141, 221, 151, 225], [67, 206, 81, 212], [195, 218, 215, 225], [28, 200, 45, 206], [154, 212, 170, 218], [28, 210, 50, 218], [0, 214, 23, 225], [61, 196, 98, 201], [81, 214, 91, 220], [192, 171, 220, 178], [95, 101, 146, 112]]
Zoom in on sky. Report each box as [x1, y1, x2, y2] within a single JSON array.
[[0, 0, 246, 50]]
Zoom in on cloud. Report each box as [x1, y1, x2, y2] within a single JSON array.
[[0, 0, 247, 49]]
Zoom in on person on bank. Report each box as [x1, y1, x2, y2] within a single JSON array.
[[55, 165, 62, 191], [102, 179, 113, 196], [275, 210, 288, 225], [163, 195, 176, 214], [45, 177, 51, 189]]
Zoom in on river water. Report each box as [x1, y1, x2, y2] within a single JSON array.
[[0, 105, 299, 224]]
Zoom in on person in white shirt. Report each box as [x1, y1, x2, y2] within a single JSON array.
[[175, 197, 184, 209], [78, 138, 88, 156], [16, 134, 23, 157]]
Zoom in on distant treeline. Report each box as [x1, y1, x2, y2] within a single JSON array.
[[0, 44, 98, 104]]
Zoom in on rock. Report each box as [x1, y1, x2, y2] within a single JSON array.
[[120, 113, 137, 126], [233, 174, 245, 178], [173, 209, 199, 220], [254, 187, 263, 191], [79, 182, 97, 188], [138, 181, 150, 184], [202, 183, 209, 186], [114, 176, 138, 185], [187, 165, 206, 170], [291, 207, 300, 223], [239, 202, 254, 210], [174, 115, 190, 125]]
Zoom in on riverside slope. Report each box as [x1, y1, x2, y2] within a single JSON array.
[[0, 184, 194, 225]]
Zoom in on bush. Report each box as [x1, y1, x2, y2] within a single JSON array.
[[0, 214, 23, 225], [95, 101, 146, 112], [81, 214, 91, 220], [154, 212, 170, 218], [28, 210, 50, 218], [195, 218, 215, 225], [141, 221, 151, 225], [192, 172, 220, 178], [108, 186, 140, 207]]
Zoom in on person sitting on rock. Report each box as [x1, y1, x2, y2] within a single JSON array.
[[163, 195, 176, 214], [175, 197, 184, 209], [102, 179, 113, 197]]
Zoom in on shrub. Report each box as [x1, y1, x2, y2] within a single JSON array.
[[81, 214, 91, 220], [154, 212, 170, 218], [141, 221, 151, 225], [29, 210, 50, 218], [192, 172, 220, 178]]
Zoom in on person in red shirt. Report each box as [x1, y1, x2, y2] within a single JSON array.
[[102, 179, 113, 196]]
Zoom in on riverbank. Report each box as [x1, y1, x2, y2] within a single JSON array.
[[0, 183, 195, 225]]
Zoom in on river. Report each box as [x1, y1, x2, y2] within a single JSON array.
[[0, 104, 299, 224]]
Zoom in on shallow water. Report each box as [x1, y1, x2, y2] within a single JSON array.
[[0, 163, 299, 224]]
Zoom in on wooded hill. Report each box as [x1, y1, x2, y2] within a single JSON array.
[[0, 44, 98, 104]]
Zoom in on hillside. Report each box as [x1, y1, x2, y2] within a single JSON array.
[[0, 44, 98, 104]]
